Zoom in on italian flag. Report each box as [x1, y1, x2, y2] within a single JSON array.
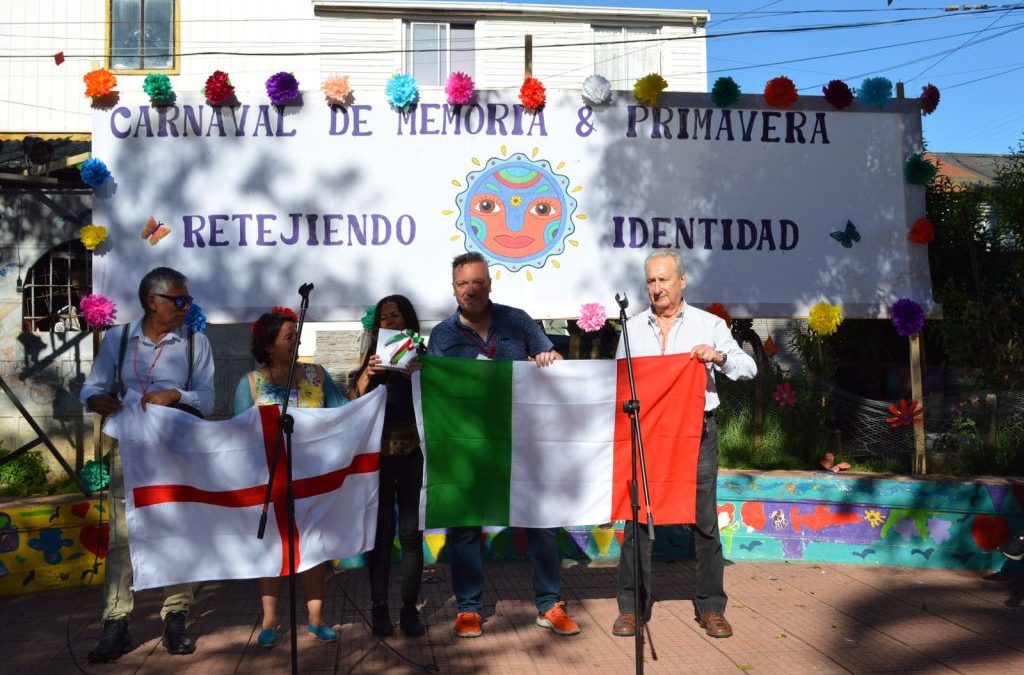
[[413, 354, 707, 529]]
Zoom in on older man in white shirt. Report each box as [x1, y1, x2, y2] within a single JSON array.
[[612, 251, 756, 640], [80, 266, 215, 662]]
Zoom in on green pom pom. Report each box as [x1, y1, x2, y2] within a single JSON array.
[[711, 76, 741, 108], [79, 459, 110, 492], [142, 73, 175, 106], [360, 306, 376, 332], [904, 153, 937, 185]]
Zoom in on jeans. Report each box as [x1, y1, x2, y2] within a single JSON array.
[[617, 416, 726, 618], [449, 525, 561, 614], [368, 450, 425, 609]]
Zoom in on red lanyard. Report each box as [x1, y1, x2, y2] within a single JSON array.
[[132, 337, 168, 397]]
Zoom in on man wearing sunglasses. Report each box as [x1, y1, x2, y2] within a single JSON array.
[[80, 266, 215, 662]]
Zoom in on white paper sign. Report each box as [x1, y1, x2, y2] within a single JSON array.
[[375, 329, 422, 370]]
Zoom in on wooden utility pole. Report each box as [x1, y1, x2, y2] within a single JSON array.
[[910, 334, 926, 474], [524, 35, 533, 78]]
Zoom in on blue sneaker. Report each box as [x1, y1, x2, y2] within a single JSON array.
[[307, 623, 338, 643], [257, 628, 278, 648]]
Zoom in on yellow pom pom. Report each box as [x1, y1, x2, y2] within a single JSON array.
[[808, 301, 843, 336], [79, 224, 108, 251], [633, 73, 668, 107]]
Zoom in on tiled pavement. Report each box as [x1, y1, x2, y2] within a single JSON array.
[[2, 558, 1023, 674]]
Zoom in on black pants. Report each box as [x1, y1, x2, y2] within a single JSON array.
[[368, 449, 425, 608], [617, 416, 726, 618]]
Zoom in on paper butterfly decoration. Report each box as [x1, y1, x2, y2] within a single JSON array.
[[830, 220, 860, 248], [141, 217, 170, 245]]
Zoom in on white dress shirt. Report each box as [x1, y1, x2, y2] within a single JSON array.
[[616, 302, 757, 411], [80, 320, 216, 429]]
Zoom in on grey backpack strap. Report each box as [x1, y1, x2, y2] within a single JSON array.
[[185, 328, 195, 392], [112, 323, 130, 397]]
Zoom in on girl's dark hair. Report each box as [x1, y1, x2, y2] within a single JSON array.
[[251, 312, 296, 365], [351, 294, 420, 387]]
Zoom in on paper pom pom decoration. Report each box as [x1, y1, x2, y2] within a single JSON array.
[[266, 72, 300, 107], [577, 303, 607, 332], [920, 83, 940, 115], [186, 302, 208, 334], [706, 302, 733, 328], [763, 335, 779, 358], [142, 73, 175, 106], [886, 399, 923, 428], [822, 79, 853, 110], [773, 382, 796, 407], [904, 153, 938, 185], [79, 224, 108, 251], [203, 70, 234, 106], [519, 77, 546, 110], [581, 74, 612, 106], [857, 76, 892, 109], [890, 298, 925, 337], [808, 301, 843, 336], [445, 71, 475, 105], [908, 217, 935, 244], [361, 306, 376, 332], [633, 73, 668, 107], [79, 158, 111, 188], [80, 294, 117, 329], [83, 69, 117, 99], [322, 75, 353, 107], [79, 459, 110, 491], [764, 76, 798, 108], [711, 77, 741, 108], [386, 73, 420, 111]]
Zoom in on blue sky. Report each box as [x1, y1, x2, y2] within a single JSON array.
[[448, 0, 1024, 154]]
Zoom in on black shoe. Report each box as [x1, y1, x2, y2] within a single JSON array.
[[161, 611, 196, 655], [1003, 531, 1024, 561], [400, 605, 426, 637], [88, 618, 132, 663], [371, 604, 394, 637]]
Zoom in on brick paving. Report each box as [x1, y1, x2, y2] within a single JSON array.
[[2, 558, 1023, 674]]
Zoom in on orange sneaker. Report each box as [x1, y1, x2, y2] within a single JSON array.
[[453, 612, 482, 638], [536, 601, 580, 635]]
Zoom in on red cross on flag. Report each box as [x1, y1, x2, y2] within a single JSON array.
[[116, 388, 386, 591]]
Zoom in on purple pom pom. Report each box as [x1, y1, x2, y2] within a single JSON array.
[[891, 298, 925, 337]]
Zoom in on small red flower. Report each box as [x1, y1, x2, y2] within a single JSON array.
[[271, 306, 299, 322], [204, 70, 235, 106], [886, 399, 923, 428], [774, 382, 796, 407], [763, 336, 779, 358], [908, 217, 934, 244], [519, 77, 546, 110]]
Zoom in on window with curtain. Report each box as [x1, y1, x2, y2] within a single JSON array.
[[593, 26, 661, 88], [109, 0, 176, 71], [406, 22, 475, 86]]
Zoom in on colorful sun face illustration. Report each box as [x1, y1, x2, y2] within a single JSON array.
[[453, 151, 578, 273]]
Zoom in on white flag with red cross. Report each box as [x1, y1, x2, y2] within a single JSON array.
[[116, 388, 386, 590]]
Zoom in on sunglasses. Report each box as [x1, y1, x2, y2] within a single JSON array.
[[154, 293, 194, 309]]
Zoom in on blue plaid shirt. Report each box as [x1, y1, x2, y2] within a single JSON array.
[[427, 302, 553, 361]]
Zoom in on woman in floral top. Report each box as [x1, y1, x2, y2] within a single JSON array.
[[233, 307, 346, 648]]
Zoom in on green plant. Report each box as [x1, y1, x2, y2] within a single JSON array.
[[0, 449, 50, 497]]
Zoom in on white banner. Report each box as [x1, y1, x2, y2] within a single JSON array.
[[92, 90, 934, 320]]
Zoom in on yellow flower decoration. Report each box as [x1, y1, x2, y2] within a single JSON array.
[[79, 224, 108, 251], [864, 509, 885, 528], [510, 195, 523, 207], [633, 73, 668, 107], [808, 301, 843, 336]]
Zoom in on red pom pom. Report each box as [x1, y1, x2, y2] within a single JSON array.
[[920, 83, 940, 116], [822, 79, 853, 110], [519, 77, 546, 110], [764, 76, 798, 108], [204, 70, 235, 106], [908, 217, 934, 244]]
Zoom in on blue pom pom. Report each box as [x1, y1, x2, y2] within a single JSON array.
[[80, 158, 111, 188], [185, 302, 207, 334], [386, 73, 420, 110], [857, 77, 893, 109]]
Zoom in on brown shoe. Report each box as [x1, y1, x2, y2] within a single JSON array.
[[699, 613, 733, 638], [612, 612, 636, 637]]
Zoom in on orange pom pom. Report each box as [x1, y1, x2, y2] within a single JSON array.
[[84, 69, 117, 99], [764, 76, 798, 109]]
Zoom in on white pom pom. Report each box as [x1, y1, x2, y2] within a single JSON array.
[[581, 74, 612, 106]]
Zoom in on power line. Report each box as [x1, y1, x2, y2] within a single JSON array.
[[907, 0, 1024, 82]]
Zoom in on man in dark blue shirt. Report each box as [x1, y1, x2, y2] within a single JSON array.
[[427, 252, 579, 638]]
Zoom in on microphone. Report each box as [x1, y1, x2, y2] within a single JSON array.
[[298, 283, 314, 299], [615, 292, 629, 310]]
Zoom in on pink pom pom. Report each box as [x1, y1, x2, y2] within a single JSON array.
[[80, 294, 117, 328], [445, 71, 475, 105], [578, 303, 607, 333], [322, 75, 353, 106]]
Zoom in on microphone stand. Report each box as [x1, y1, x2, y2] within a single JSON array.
[[616, 292, 657, 675], [256, 282, 314, 675]]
